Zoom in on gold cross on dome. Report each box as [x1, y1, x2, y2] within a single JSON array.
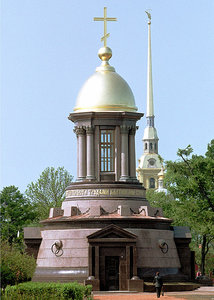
[[94, 7, 117, 47]]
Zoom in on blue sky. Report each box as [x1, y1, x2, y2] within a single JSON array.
[[1, 0, 214, 193]]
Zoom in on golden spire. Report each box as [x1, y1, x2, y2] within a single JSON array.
[[94, 7, 117, 47], [145, 10, 154, 117]]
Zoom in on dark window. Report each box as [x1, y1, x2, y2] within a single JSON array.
[[100, 130, 114, 172], [149, 178, 155, 188], [145, 143, 147, 150], [150, 143, 153, 150]]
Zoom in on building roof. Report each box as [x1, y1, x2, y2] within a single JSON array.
[[74, 47, 137, 113]]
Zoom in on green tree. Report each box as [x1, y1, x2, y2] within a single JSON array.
[[146, 190, 176, 220], [0, 186, 36, 244], [164, 140, 214, 275], [1, 240, 36, 288], [25, 167, 73, 220]]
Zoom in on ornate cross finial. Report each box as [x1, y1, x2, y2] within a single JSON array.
[[94, 7, 117, 47]]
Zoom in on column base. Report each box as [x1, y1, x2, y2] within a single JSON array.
[[86, 176, 96, 181], [119, 175, 131, 182], [129, 177, 139, 183], [76, 177, 86, 182]]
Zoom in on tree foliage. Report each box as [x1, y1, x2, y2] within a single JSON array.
[[0, 186, 37, 244], [1, 240, 36, 288], [164, 140, 214, 275], [147, 140, 214, 275], [25, 167, 73, 220], [146, 190, 176, 220], [165, 141, 214, 213]]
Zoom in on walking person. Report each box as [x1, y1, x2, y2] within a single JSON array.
[[153, 271, 163, 298]]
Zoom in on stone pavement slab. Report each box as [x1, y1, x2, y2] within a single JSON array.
[[93, 294, 187, 300], [93, 287, 214, 300]]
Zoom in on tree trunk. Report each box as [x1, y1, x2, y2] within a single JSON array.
[[200, 234, 207, 275]]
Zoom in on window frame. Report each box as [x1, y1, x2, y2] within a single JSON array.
[[100, 129, 115, 173], [149, 177, 155, 188]]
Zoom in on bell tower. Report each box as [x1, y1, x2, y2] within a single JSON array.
[[137, 12, 162, 189]]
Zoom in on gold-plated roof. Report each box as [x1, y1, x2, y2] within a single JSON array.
[[74, 47, 137, 112]]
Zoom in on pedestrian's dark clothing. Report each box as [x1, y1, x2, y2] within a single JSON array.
[[153, 275, 163, 298]]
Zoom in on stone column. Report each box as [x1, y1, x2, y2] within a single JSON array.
[[120, 125, 130, 181], [74, 127, 79, 179], [88, 245, 93, 276], [95, 246, 99, 279], [86, 126, 95, 180], [74, 127, 86, 181], [126, 246, 130, 279], [129, 126, 138, 181], [133, 245, 137, 277]]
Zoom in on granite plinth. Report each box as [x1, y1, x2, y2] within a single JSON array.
[[128, 279, 144, 292], [84, 279, 100, 291]]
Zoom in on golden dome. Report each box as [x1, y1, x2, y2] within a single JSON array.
[[74, 47, 137, 112]]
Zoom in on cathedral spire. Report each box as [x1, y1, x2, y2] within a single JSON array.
[[145, 11, 154, 117], [143, 11, 158, 152], [137, 11, 162, 189]]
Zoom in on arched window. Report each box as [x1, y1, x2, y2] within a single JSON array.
[[149, 178, 155, 189], [145, 143, 147, 150], [150, 143, 153, 150]]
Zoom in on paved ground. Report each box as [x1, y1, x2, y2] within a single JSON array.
[[93, 287, 214, 300]]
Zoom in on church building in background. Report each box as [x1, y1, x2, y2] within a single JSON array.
[[137, 13, 162, 190]]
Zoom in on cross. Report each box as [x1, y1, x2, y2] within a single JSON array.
[[94, 7, 117, 47]]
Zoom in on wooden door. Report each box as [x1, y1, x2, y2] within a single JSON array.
[[105, 256, 119, 290]]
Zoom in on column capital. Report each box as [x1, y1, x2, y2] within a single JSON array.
[[74, 126, 85, 136], [129, 126, 137, 135], [120, 125, 130, 134], [86, 126, 94, 135]]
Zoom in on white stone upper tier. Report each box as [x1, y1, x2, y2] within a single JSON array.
[[138, 153, 162, 169]]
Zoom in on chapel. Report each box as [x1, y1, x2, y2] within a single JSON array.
[[25, 8, 194, 291]]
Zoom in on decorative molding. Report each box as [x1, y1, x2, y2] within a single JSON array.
[[86, 126, 94, 135], [66, 188, 145, 198], [73, 126, 86, 136], [120, 125, 130, 134], [129, 126, 137, 135]]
